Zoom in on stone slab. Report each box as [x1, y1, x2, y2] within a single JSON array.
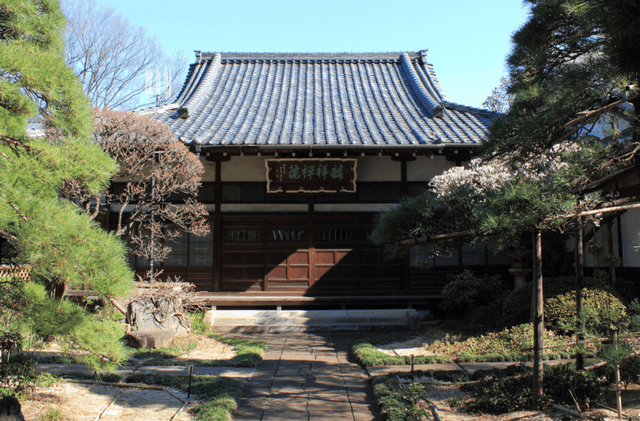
[[126, 330, 174, 349], [365, 363, 463, 376]]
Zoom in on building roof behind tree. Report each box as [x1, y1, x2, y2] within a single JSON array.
[[144, 51, 495, 149]]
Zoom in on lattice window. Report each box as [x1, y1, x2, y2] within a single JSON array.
[[0, 265, 30, 281]]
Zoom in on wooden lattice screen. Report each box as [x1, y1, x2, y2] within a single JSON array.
[[0, 265, 31, 281]]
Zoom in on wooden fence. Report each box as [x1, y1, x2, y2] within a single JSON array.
[[0, 265, 31, 281]]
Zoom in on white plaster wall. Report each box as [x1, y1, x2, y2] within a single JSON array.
[[220, 156, 266, 181], [315, 203, 397, 212], [355, 156, 401, 181], [619, 208, 640, 267], [207, 155, 460, 184], [199, 158, 216, 182], [589, 111, 632, 139], [582, 220, 621, 268], [407, 156, 455, 182], [220, 204, 308, 212]]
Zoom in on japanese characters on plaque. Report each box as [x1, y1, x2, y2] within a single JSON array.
[[265, 159, 357, 193]]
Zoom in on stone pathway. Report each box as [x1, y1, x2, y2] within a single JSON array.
[[232, 332, 381, 421]]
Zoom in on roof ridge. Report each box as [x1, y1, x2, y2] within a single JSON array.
[[400, 53, 443, 118], [442, 101, 499, 118], [179, 53, 222, 119], [196, 51, 424, 61]]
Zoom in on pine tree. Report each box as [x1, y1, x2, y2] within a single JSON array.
[[373, 0, 640, 407], [0, 0, 133, 372]]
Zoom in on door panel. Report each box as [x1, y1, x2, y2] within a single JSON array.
[[219, 216, 403, 294]]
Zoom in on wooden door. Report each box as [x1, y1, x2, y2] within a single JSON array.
[[265, 219, 311, 291], [221, 218, 265, 291]]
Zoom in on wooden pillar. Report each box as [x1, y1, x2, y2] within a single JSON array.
[[213, 158, 222, 291], [400, 159, 408, 196], [575, 218, 584, 370], [532, 230, 544, 408], [214, 158, 222, 213], [401, 159, 410, 290], [213, 216, 221, 291]]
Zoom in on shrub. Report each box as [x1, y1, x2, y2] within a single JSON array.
[[594, 356, 640, 386], [542, 363, 602, 409], [545, 288, 627, 334], [502, 275, 610, 326], [455, 363, 602, 414], [454, 371, 538, 414], [439, 270, 506, 318]]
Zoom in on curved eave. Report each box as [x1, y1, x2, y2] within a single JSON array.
[[145, 51, 495, 149]]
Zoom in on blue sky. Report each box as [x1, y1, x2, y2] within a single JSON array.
[[99, 0, 530, 108]]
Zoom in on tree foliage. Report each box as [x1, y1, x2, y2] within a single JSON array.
[[89, 109, 210, 265], [0, 0, 133, 372], [483, 76, 514, 113], [373, 0, 640, 258], [61, 0, 187, 110]]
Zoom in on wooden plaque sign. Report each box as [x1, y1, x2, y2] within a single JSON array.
[[266, 158, 357, 193]]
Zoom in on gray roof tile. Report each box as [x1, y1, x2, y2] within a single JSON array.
[[147, 51, 496, 148]]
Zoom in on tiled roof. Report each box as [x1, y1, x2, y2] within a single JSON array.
[[145, 51, 496, 149]]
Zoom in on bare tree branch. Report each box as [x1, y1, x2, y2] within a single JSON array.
[[61, 0, 187, 110]]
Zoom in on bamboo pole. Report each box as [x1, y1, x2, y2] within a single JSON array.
[[615, 332, 623, 420], [575, 218, 585, 370], [607, 221, 617, 286], [394, 199, 640, 247], [395, 229, 480, 246], [533, 230, 544, 409], [576, 201, 640, 217], [66, 379, 188, 403]]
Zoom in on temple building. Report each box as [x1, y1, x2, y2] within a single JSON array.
[[136, 50, 512, 308]]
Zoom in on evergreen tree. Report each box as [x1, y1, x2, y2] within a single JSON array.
[[0, 0, 133, 371], [373, 0, 640, 407], [375, 0, 640, 277]]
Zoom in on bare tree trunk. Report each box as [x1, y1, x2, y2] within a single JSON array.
[[575, 218, 584, 370], [533, 230, 544, 409]]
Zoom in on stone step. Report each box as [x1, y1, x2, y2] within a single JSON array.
[[204, 309, 419, 333]]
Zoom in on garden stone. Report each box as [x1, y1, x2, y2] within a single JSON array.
[[0, 396, 24, 421], [126, 330, 174, 349], [127, 297, 189, 335]]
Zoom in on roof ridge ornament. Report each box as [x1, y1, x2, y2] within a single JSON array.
[[419, 49, 428, 64]]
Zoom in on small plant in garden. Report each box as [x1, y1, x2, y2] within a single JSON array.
[[126, 374, 242, 421], [128, 334, 267, 367], [352, 334, 453, 366], [371, 375, 431, 421], [37, 406, 65, 421], [189, 311, 215, 335]]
